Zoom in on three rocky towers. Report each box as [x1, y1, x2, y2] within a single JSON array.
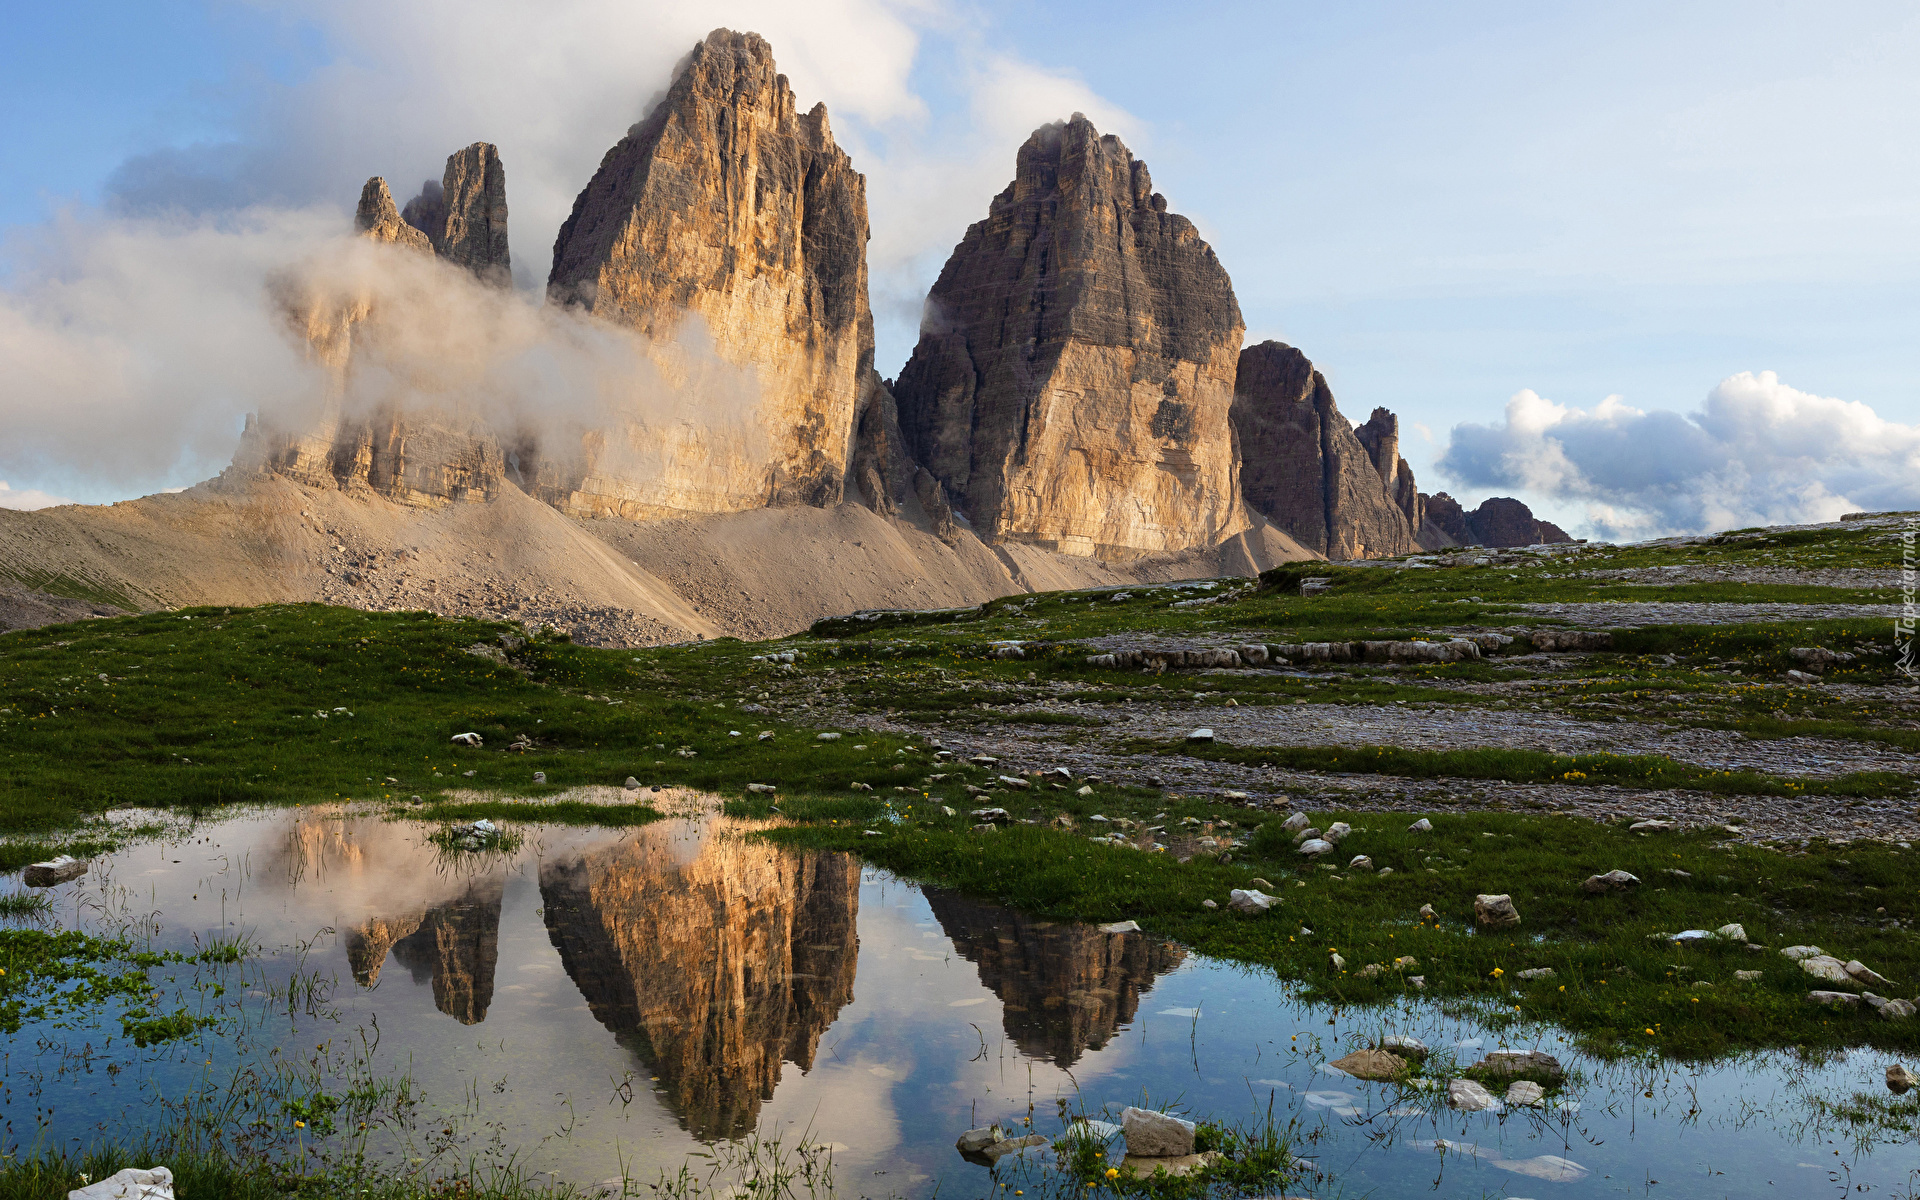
[[240, 29, 1565, 561]]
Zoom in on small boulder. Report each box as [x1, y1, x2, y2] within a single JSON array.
[[1447, 1078, 1498, 1112], [1785, 669, 1822, 684], [997, 775, 1032, 790], [1474, 894, 1520, 929], [1735, 970, 1763, 982], [1201, 899, 1218, 910], [1515, 967, 1556, 981], [1281, 813, 1311, 834], [532, 771, 547, 784], [970, 808, 1012, 824], [1408, 818, 1433, 833], [21, 856, 87, 888], [1846, 960, 1894, 988], [1120, 1106, 1196, 1157], [1889, 1064, 1916, 1094], [1882, 1000, 1917, 1020], [623, 776, 640, 789], [1581, 869, 1640, 894], [955, 1126, 1002, 1153], [1324, 821, 1352, 843], [1380, 1034, 1429, 1061], [1392, 956, 1421, 971], [67, 1167, 174, 1200], [1099, 920, 1142, 934], [1506, 1080, 1546, 1108], [817, 732, 843, 741], [1355, 963, 1385, 979], [1716, 923, 1748, 942], [1227, 889, 1277, 914], [1418, 903, 1437, 920], [1348, 855, 1374, 871], [451, 732, 483, 746], [1470, 1050, 1565, 1087], [1298, 838, 1334, 857], [1186, 728, 1216, 743], [1799, 955, 1855, 985], [1330, 1048, 1407, 1080], [1809, 990, 1861, 1007], [746, 783, 777, 794], [1628, 819, 1675, 833], [1780, 945, 1825, 961], [1329, 952, 1347, 971]]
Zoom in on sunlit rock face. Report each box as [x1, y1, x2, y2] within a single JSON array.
[[539, 827, 859, 1139], [893, 115, 1247, 559], [923, 889, 1184, 1066], [388, 876, 506, 1024], [1231, 340, 1419, 560], [233, 158, 515, 507], [545, 28, 875, 518]]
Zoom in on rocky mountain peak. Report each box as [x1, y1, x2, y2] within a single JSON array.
[[355, 177, 432, 253], [545, 27, 874, 515], [1231, 341, 1419, 559], [894, 114, 1246, 558], [404, 142, 511, 286]]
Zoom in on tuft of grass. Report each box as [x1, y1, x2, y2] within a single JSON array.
[[0, 892, 51, 917]]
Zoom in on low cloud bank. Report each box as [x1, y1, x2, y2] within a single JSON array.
[[1439, 371, 1920, 540]]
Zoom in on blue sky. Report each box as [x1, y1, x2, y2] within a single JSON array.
[[2, 0, 1915, 535]]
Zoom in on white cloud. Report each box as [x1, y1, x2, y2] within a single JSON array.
[[0, 481, 74, 511], [0, 1, 1136, 501], [1438, 370, 1920, 539]]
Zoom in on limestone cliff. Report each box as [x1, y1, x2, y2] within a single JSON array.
[[356, 178, 432, 253], [924, 889, 1183, 1065], [545, 29, 873, 517], [1355, 407, 1426, 534], [1423, 492, 1571, 547], [539, 826, 858, 1139], [389, 876, 505, 1024], [893, 115, 1248, 559], [1231, 341, 1417, 559], [404, 143, 512, 285]]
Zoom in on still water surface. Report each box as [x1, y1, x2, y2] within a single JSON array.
[[6, 797, 1917, 1198]]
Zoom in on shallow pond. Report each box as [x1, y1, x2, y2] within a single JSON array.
[[6, 796, 1918, 1198]]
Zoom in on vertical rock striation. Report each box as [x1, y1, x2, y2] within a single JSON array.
[[545, 29, 873, 515], [389, 876, 506, 1024], [356, 178, 433, 254], [1231, 341, 1418, 559], [924, 889, 1184, 1065], [405, 143, 512, 286], [893, 115, 1248, 558]]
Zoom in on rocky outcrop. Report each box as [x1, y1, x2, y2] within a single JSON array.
[[1231, 341, 1418, 559], [1422, 492, 1571, 547], [546, 29, 873, 516], [355, 178, 432, 253], [924, 888, 1183, 1065], [539, 827, 859, 1139], [389, 876, 505, 1024], [893, 115, 1247, 559], [1355, 408, 1425, 534], [404, 143, 511, 285]]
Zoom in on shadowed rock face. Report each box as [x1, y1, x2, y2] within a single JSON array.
[[356, 178, 432, 253], [1355, 407, 1426, 534], [387, 876, 506, 1024], [1423, 492, 1572, 547], [546, 28, 873, 516], [1231, 341, 1418, 559], [404, 143, 511, 286], [893, 115, 1247, 559], [923, 888, 1184, 1066], [539, 830, 859, 1140]]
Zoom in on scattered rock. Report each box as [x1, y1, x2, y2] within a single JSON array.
[[1407, 975, 1427, 989], [1717, 923, 1748, 942], [1099, 920, 1142, 934], [1392, 956, 1420, 971], [1797, 955, 1857, 984], [1120, 1106, 1196, 1157], [1889, 1064, 1916, 1094], [1282, 813, 1311, 834], [970, 808, 1012, 824], [1581, 869, 1640, 894], [1780, 945, 1825, 961], [817, 732, 843, 741], [1380, 1035, 1429, 1060], [1324, 821, 1352, 843], [1418, 903, 1437, 920], [1735, 970, 1763, 982], [21, 856, 87, 887], [1298, 838, 1334, 857], [1329, 952, 1347, 971], [1515, 968, 1556, 981], [1473, 894, 1520, 929], [1809, 990, 1861, 1007], [1882, 1000, 1917, 1020], [997, 775, 1032, 790], [1331, 1048, 1408, 1080], [1847, 960, 1894, 988], [532, 772, 547, 784], [1408, 818, 1432, 833], [1505, 1080, 1545, 1108], [1186, 728, 1216, 743], [1469, 1050, 1565, 1087], [1785, 669, 1822, 684], [1348, 855, 1374, 870], [1354, 963, 1385, 979], [1228, 889, 1277, 914], [1201, 899, 1218, 909], [623, 777, 640, 789], [1447, 1079, 1498, 1112], [1628, 819, 1674, 833], [450, 732, 483, 746], [1077, 785, 1095, 796], [955, 1126, 1002, 1153], [1789, 646, 1857, 673], [746, 783, 777, 794]]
